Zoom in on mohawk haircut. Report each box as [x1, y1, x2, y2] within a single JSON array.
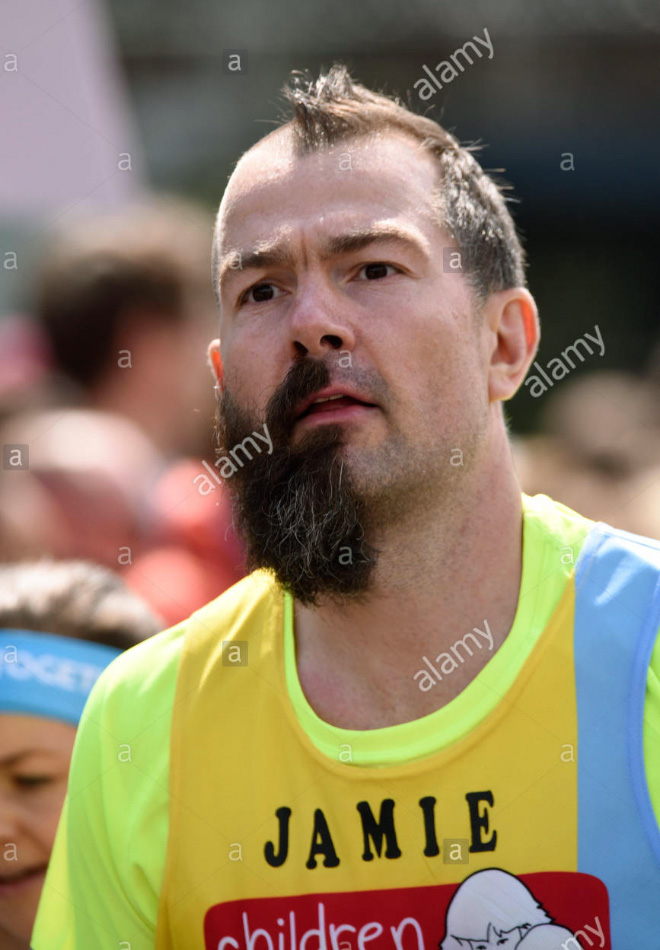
[[275, 64, 527, 303]]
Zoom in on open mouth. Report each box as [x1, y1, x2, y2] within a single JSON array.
[[295, 390, 378, 423]]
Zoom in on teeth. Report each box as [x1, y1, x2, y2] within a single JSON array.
[[312, 394, 345, 405]]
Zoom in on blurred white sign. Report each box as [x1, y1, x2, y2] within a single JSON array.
[[0, 0, 147, 217]]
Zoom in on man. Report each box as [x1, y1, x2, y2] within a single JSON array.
[[31, 66, 660, 950]]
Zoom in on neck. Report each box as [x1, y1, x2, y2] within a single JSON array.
[[293, 431, 524, 729]]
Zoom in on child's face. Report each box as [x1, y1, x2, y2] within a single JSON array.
[[0, 714, 76, 945]]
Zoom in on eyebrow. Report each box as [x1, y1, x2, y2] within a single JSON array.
[[0, 749, 58, 767], [216, 223, 428, 295]]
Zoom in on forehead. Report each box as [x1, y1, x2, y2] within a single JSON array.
[[0, 713, 76, 759], [215, 130, 441, 257]]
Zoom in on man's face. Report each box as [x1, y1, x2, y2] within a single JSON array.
[[212, 130, 492, 604]]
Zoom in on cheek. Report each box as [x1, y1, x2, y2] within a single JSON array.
[[28, 781, 68, 852], [223, 327, 285, 406], [397, 326, 461, 399], [399, 332, 485, 427]]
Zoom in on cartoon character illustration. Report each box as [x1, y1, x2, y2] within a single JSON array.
[[517, 924, 584, 949], [438, 869, 579, 950]]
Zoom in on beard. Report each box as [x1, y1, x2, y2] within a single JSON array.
[[214, 357, 379, 607]]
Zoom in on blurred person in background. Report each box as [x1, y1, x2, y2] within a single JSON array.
[[123, 455, 245, 624], [34, 197, 217, 460], [0, 408, 163, 568], [0, 559, 162, 950], [0, 316, 53, 427], [0, 407, 245, 625], [514, 370, 660, 540], [1, 197, 247, 622]]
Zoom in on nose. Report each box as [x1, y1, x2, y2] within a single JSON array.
[[287, 279, 356, 360]]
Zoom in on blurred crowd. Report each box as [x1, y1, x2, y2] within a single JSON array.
[[512, 363, 660, 542], [0, 198, 251, 946], [0, 198, 246, 628]]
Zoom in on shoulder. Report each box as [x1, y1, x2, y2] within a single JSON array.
[[524, 491, 660, 578], [522, 491, 595, 547], [575, 519, 660, 585], [190, 568, 282, 628], [180, 569, 283, 663], [87, 617, 186, 729], [89, 570, 281, 717], [522, 492, 596, 583]]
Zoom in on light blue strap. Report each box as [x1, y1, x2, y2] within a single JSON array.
[[574, 523, 660, 942]]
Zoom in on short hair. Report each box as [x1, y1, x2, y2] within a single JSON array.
[[0, 560, 163, 651], [38, 255, 183, 389], [274, 64, 527, 303], [36, 199, 214, 389]]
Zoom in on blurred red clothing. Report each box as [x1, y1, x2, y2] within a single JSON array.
[[124, 459, 246, 627]]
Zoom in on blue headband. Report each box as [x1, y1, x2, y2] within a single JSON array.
[[0, 630, 122, 726]]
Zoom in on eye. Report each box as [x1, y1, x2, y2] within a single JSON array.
[[14, 775, 53, 789], [355, 262, 399, 281], [240, 282, 285, 305]]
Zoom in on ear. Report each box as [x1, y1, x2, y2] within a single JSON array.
[[483, 287, 540, 403], [208, 338, 224, 391]]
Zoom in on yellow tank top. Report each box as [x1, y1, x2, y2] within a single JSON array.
[[155, 569, 610, 948]]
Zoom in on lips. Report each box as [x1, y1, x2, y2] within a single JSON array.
[[0, 864, 48, 890], [294, 387, 376, 421]]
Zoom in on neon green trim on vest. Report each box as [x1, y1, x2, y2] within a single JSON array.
[[31, 493, 660, 949], [283, 493, 594, 764]]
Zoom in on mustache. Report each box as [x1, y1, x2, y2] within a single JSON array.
[[214, 357, 333, 459], [265, 357, 331, 444]]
